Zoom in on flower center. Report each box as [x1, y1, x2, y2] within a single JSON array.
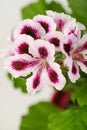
[[36, 58, 47, 70], [72, 53, 84, 60]]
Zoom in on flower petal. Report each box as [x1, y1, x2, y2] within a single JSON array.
[[45, 62, 66, 90], [61, 42, 72, 56], [33, 15, 56, 33], [44, 31, 64, 51], [68, 62, 80, 83], [77, 59, 87, 73], [30, 39, 55, 61], [46, 10, 74, 31], [74, 34, 87, 53], [26, 67, 46, 95], [63, 56, 73, 69], [13, 19, 45, 40], [3, 54, 39, 78], [12, 35, 34, 55], [63, 20, 85, 40]]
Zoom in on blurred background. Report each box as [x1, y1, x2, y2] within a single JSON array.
[[0, 0, 68, 130]]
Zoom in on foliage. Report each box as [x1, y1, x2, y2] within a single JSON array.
[[68, 0, 87, 28], [8, 73, 27, 93], [21, 0, 65, 19], [20, 102, 59, 130], [48, 106, 87, 130]]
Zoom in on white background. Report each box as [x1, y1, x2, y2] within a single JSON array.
[[0, 0, 69, 130]]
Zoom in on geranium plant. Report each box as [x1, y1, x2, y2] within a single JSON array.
[[1, 0, 87, 129]]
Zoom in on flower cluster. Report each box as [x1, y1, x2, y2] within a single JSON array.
[[2, 10, 87, 94]]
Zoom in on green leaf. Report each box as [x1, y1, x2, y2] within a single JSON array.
[[46, 1, 65, 13], [49, 106, 87, 130], [21, 0, 46, 19], [21, 0, 65, 19], [68, 0, 87, 28], [63, 71, 87, 106], [8, 73, 27, 93], [71, 73, 87, 106], [20, 102, 59, 130]]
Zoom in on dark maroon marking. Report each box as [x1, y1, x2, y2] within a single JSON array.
[[68, 30, 75, 35], [58, 19, 65, 31], [39, 47, 48, 58], [39, 21, 49, 33], [20, 26, 38, 39], [75, 42, 87, 53], [68, 29, 77, 37], [50, 71, 58, 83], [33, 67, 42, 89], [28, 60, 39, 67], [12, 60, 29, 71], [18, 42, 29, 54], [64, 44, 71, 56], [33, 77, 40, 89], [82, 60, 87, 67], [72, 64, 77, 75], [46, 64, 58, 83], [49, 38, 60, 47], [84, 42, 87, 49]]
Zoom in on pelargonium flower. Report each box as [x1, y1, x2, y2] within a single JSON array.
[[4, 38, 66, 94], [2, 10, 87, 95], [61, 34, 87, 83], [46, 10, 85, 40]]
